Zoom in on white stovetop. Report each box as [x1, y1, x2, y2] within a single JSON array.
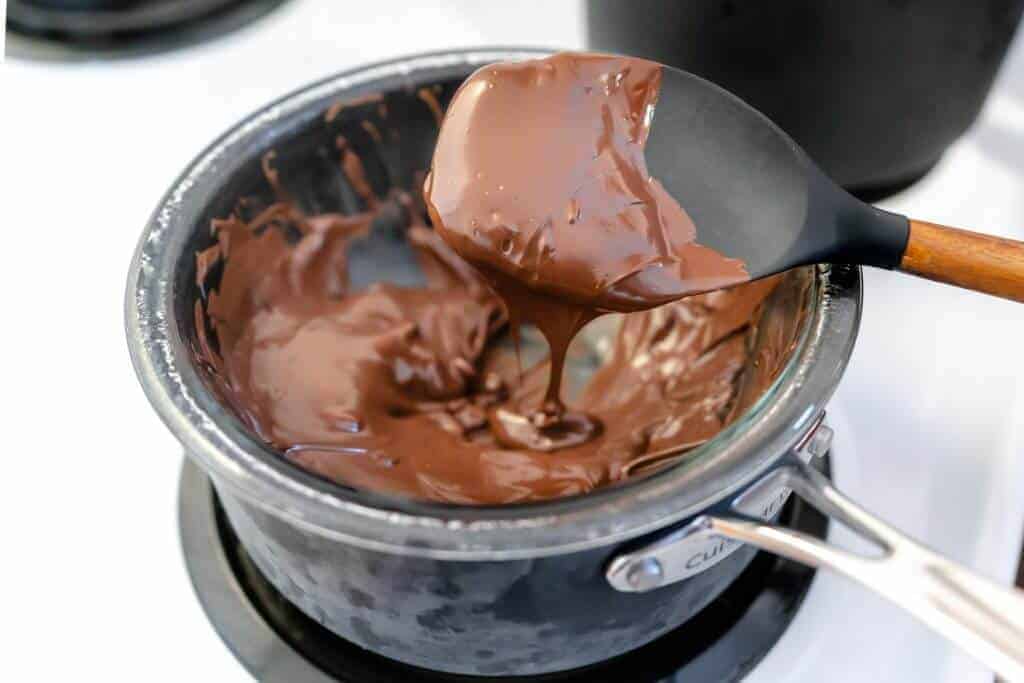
[[4, 2, 1023, 681]]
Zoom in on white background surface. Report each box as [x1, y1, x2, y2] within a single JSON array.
[[4, 2, 1023, 681]]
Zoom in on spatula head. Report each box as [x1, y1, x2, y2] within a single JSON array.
[[645, 67, 811, 280], [644, 64, 908, 293]]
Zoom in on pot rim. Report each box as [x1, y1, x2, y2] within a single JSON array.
[[125, 47, 861, 560]]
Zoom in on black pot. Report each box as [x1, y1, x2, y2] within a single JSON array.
[[586, 0, 1024, 196], [8, 0, 250, 37], [126, 50, 860, 676]]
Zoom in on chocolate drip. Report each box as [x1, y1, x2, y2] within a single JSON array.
[[425, 53, 749, 452]]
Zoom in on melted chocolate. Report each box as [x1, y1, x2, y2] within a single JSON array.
[[425, 53, 748, 314], [425, 52, 750, 451], [194, 64, 797, 505]]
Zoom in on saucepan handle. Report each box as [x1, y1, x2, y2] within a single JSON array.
[[710, 461, 1024, 681], [608, 456, 1024, 680]]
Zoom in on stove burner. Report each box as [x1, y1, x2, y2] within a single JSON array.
[[6, 0, 289, 60], [179, 458, 829, 682]]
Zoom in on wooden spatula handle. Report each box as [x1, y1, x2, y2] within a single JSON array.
[[899, 220, 1024, 302]]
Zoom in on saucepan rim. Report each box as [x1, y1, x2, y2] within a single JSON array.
[[125, 47, 861, 560]]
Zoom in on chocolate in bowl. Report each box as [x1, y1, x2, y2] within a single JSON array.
[[190, 94, 806, 505], [127, 50, 859, 675]]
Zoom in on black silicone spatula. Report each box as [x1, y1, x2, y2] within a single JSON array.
[[639, 64, 1024, 303]]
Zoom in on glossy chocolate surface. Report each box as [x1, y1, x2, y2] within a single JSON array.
[[193, 60, 801, 504]]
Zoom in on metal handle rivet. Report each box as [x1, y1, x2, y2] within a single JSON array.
[[805, 424, 834, 459], [626, 557, 664, 590]]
